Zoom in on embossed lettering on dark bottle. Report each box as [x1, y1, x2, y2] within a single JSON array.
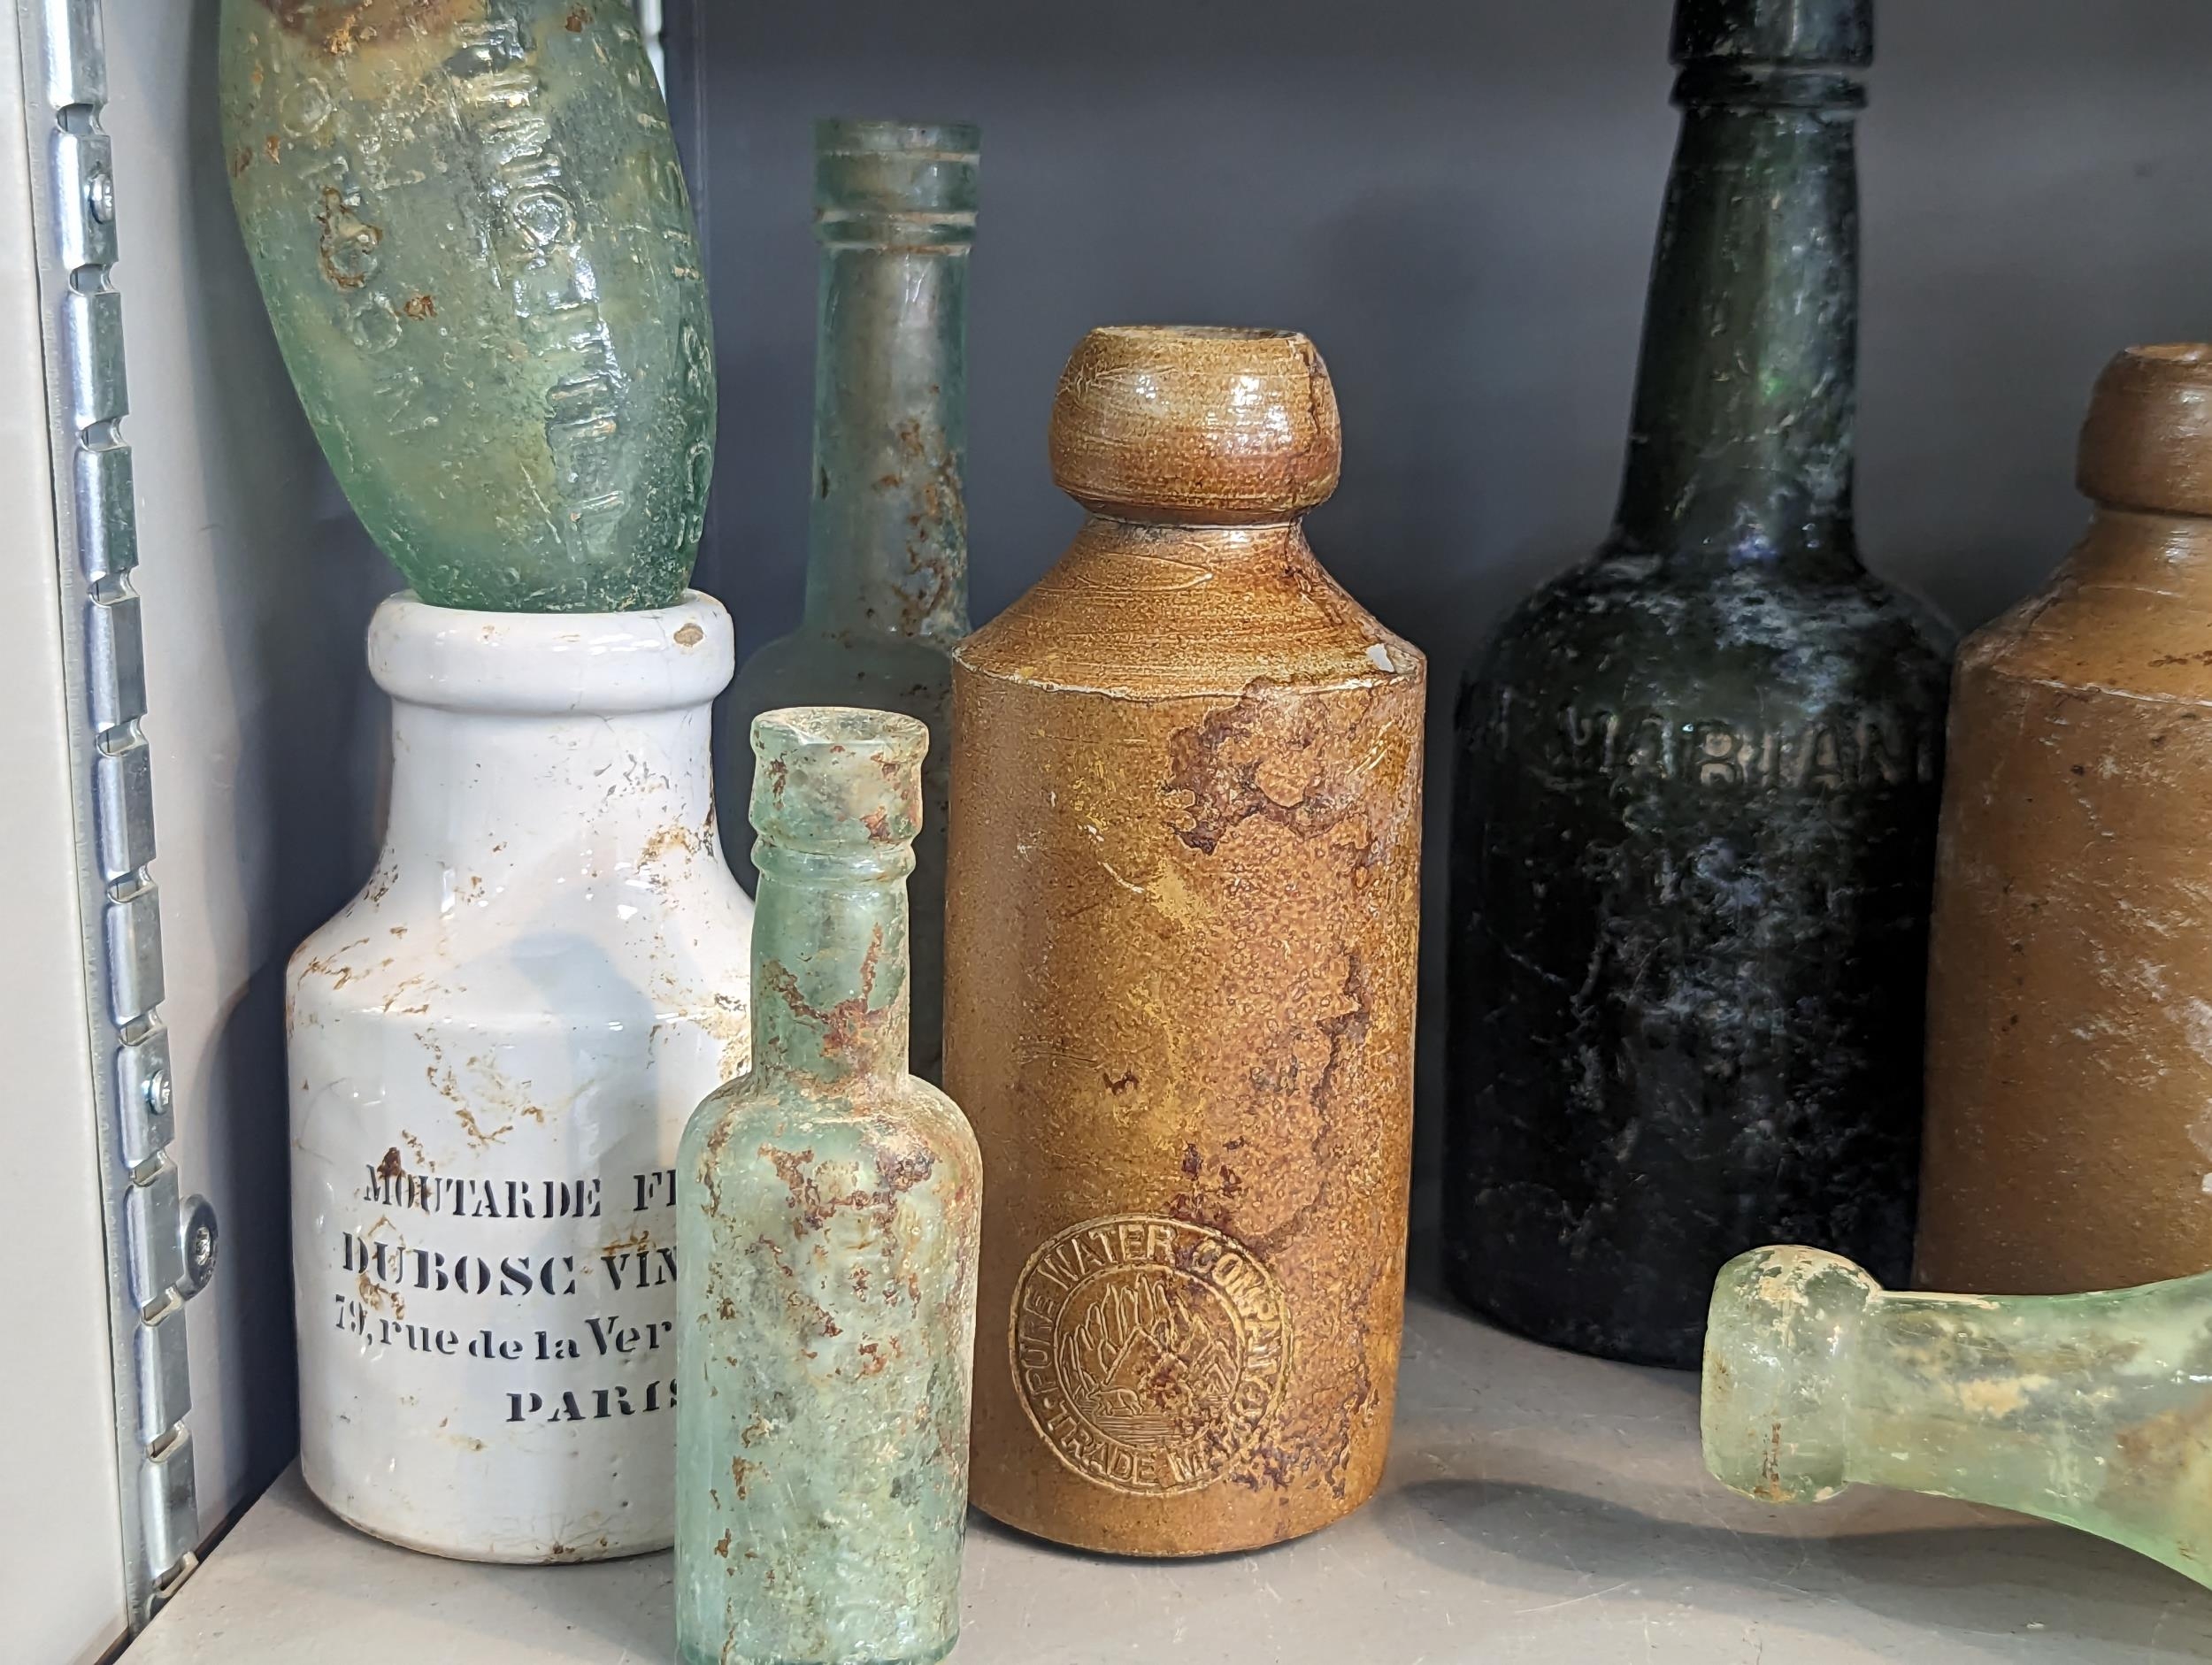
[[1443, 0, 1951, 1369]]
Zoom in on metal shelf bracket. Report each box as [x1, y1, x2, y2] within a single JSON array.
[[13, 0, 217, 1629]]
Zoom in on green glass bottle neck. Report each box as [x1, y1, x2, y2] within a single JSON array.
[[1610, 84, 1863, 577], [802, 240, 972, 642], [1844, 1279, 2212, 1545], [748, 843, 914, 1088]]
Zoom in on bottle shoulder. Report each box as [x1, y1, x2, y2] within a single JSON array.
[[1469, 550, 1953, 714], [289, 863, 754, 1023], [733, 628, 956, 715], [1957, 533, 2212, 708], [957, 519, 1424, 702], [681, 1073, 981, 1184]]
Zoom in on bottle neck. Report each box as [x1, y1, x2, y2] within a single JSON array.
[[1843, 1280, 2212, 1542], [2070, 504, 2212, 590], [383, 702, 717, 881], [749, 844, 913, 1088], [1611, 79, 1863, 575], [803, 239, 971, 641]]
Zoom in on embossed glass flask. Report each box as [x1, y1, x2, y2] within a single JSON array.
[[1443, 0, 1951, 1368], [677, 709, 982, 1665], [722, 119, 979, 1083], [219, 0, 714, 610], [1704, 1246, 2212, 1591]]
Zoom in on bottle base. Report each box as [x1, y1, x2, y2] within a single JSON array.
[[676, 1634, 956, 1665], [302, 1470, 671, 1564], [972, 1464, 1384, 1558], [1442, 1255, 1702, 1372]]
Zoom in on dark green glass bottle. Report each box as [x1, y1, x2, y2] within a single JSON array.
[[1443, 0, 1950, 1369]]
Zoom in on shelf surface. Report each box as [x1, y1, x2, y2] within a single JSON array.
[[134, 1290, 2207, 1664]]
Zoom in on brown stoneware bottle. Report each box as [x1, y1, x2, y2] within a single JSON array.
[[945, 326, 1425, 1555], [1920, 345, 2212, 1294]]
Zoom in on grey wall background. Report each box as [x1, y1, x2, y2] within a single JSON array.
[[671, 0, 2212, 1217], [678, 0, 2212, 640]]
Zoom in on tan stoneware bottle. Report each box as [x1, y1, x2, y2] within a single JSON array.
[[945, 326, 1426, 1555], [1920, 345, 2212, 1294]]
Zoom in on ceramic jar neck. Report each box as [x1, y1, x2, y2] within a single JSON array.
[[1080, 514, 1313, 558], [2072, 506, 2212, 590], [2070, 345, 2212, 592], [368, 592, 731, 890]]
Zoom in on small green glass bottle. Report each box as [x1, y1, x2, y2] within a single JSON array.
[[677, 708, 982, 1665], [722, 119, 979, 1081], [1704, 1246, 2212, 1589], [219, 0, 714, 610]]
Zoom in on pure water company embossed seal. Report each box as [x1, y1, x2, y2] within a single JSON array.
[[1010, 1215, 1292, 1496]]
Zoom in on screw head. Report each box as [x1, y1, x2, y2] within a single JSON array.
[[177, 1193, 219, 1297], [144, 1065, 172, 1117], [86, 166, 114, 225]]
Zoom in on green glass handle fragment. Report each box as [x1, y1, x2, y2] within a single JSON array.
[[676, 707, 982, 1665], [1703, 1245, 2212, 1588], [219, 0, 715, 612]]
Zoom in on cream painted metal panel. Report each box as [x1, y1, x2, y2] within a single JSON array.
[[102, 0, 391, 1537], [0, 8, 129, 1661]]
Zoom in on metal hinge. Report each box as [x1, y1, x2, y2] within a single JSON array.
[[14, 0, 218, 1629]]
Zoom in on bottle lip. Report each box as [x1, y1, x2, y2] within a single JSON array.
[[814, 118, 981, 159], [1701, 1246, 1875, 1505], [367, 589, 733, 717], [2078, 343, 2212, 518], [813, 118, 980, 245], [1048, 324, 1343, 520], [749, 705, 927, 854]]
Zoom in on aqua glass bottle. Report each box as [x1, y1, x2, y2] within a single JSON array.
[[677, 708, 982, 1665], [722, 119, 979, 1081], [1704, 1246, 2212, 1589], [219, 0, 715, 611]]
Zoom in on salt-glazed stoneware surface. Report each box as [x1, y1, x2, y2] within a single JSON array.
[[288, 593, 754, 1561], [947, 325, 1426, 1557], [1443, 0, 1952, 1370], [1921, 345, 2212, 1296], [677, 708, 980, 1665]]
